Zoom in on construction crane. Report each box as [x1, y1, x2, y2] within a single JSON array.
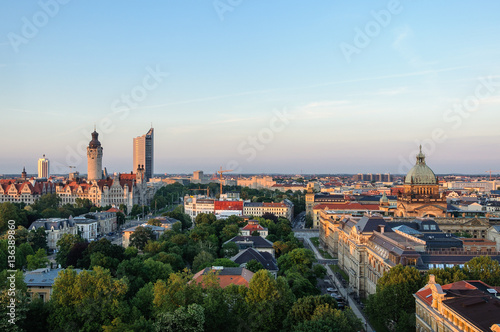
[[217, 166, 233, 196], [485, 170, 500, 181], [189, 187, 210, 197]]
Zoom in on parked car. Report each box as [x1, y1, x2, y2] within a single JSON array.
[[326, 287, 336, 292]]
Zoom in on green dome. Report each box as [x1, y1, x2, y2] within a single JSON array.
[[404, 146, 438, 185]]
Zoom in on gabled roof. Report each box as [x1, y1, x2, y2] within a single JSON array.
[[231, 248, 278, 271], [224, 236, 274, 249], [192, 267, 254, 288]]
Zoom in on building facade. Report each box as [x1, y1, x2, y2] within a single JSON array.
[[415, 276, 500, 332], [37, 155, 49, 178], [395, 147, 448, 218], [28, 218, 78, 250], [133, 127, 154, 181]]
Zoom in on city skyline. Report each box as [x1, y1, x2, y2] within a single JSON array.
[[1, 1, 500, 174]]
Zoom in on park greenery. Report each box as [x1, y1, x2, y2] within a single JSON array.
[[0, 206, 363, 331]]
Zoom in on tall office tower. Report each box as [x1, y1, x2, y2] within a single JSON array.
[[87, 129, 103, 181], [133, 127, 154, 181], [38, 154, 50, 178]]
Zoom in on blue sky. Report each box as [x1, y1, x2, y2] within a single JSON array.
[[1, 1, 500, 175]]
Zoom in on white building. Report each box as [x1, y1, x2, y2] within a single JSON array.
[[28, 218, 77, 250], [184, 196, 215, 220], [73, 216, 98, 242], [37, 155, 50, 178]]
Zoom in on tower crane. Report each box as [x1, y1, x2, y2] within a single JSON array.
[[217, 166, 233, 196], [485, 170, 500, 181]]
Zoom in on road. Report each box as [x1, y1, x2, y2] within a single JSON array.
[[299, 235, 374, 332]]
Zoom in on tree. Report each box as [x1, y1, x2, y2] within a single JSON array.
[[424, 266, 468, 285], [0, 202, 21, 231], [118, 204, 128, 215], [284, 294, 338, 327], [148, 218, 162, 226], [246, 259, 264, 273], [116, 212, 126, 227], [130, 226, 156, 250], [261, 213, 278, 223], [221, 242, 239, 258], [366, 265, 423, 332], [463, 256, 500, 286], [192, 251, 214, 272], [49, 267, 128, 331], [153, 270, 203, 313], [26, 248, 49, 270], [220, 223, 240, 242], [0, 270, 29, 330], [28, 227, 48, 252], [155, 304, 205, 332], [55, 233, 85, 267], [305, 214, 313, 228], [34, 193, 61, 212], [245, 270, 295, 332]]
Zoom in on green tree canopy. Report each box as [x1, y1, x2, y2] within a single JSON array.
[[49, 267, 128, 331]]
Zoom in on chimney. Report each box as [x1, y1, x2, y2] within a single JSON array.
[[378, 225, 385, 234]]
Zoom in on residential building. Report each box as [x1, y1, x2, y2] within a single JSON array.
[[133, 127, 154, 181], [73, 216, 98, 242], [224, 236, 275, 257], [37, 154, 49, 178], [25, 268, 82, 302], [231, 248, 278, 277], [415, 276, 500, 332], [28, 218, 77, 250], [241, 220, 268, 237], [192, 267, 254, 288], [122, 224, 165, 248], [85, 210, 118, 235], [487, 225, 500, 251]]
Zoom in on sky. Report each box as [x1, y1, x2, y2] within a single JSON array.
[[1, 1, 500, 176]]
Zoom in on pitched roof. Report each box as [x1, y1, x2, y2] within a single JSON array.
[[224, 236, 274, 249], [192, 267, 254, 288], [231, 248, 278, 271], [415, 280, 500, 331]]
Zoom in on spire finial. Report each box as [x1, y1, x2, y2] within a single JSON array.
[[419, 145, 422, 153], [94, 123, 96, 131]]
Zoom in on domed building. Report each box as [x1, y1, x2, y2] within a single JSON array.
[[395, 146, 448, 218]]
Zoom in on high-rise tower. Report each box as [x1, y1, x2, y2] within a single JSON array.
[[87, 129, 103, 181], [133, 127, 154, 181], [38, 154, 50, 178]]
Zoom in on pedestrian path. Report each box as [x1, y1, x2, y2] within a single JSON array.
[[304, 237, 374, 332]]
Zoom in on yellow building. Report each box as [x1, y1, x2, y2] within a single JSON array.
[[415, 275, 500, 332], [24, 268, 81, 302]]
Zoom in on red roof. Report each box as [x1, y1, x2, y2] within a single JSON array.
[[106, 207, 123, 213], [242, 220, 265, 232], [192, 267, 254, 288], [214, 201, 244, 211], [415, 280, 484, 305]]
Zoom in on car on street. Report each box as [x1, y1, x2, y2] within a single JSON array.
[[326, 287, 336, 292]]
